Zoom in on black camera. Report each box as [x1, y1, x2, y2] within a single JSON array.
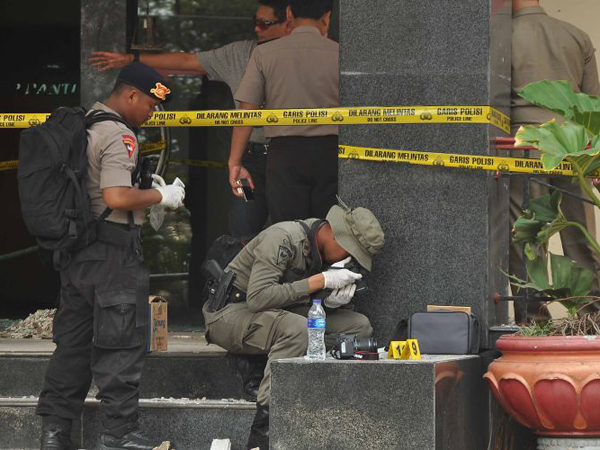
[[341, 258, 368, 294], [331, 334, 379, 360]]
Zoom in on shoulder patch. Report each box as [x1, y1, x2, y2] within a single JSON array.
[[277, 245, 293, 266], [122, 134, 136, 158]]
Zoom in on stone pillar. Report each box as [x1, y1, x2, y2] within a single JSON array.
[[80, 0, 129, 108], [339, 0, 511, 347]]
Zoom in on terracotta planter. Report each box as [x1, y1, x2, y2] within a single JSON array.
[[484, 335, 600, 437]]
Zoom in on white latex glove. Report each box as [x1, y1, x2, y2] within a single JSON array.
[[324, 284, 356, 309], [155, 177, 185, 209], [322, 266, 362, 290], [331, 256, 352, 268], [151, 174, 166, 188]]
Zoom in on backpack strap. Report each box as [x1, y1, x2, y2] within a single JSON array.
[[85, 110, 132, 130], [86, 110, 139, 226], [87, 110, 145, 189], [297, 220, 326, 275]]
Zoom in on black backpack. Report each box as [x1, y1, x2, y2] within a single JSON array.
[[17, 106, 132, 269]]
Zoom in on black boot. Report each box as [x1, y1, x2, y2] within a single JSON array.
[[40, 421, 73, 450], [229, 353, 268, 402], [246, 404, 269, 450], [96, 430, 171, 450]]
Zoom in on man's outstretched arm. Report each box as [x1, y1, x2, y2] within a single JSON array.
[[89, 51, 206, 73]]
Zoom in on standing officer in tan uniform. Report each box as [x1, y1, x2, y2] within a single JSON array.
[[510, 0, 600, 323], [203, 201, 385, 450], [230, 0, 339, 224], [37, 62, 185, 450], [90, 0, 290, 238]]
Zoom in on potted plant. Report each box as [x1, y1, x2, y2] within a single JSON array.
[[484, 80, 600, 446]]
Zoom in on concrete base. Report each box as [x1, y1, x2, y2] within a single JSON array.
[[271, 355, 488, 450], [538, 438, 600, 450]]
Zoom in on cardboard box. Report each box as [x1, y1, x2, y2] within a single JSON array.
[[148, 295, 168, 352], [427, 304, 472, 314]]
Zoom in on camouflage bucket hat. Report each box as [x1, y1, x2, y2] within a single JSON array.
[[326, 202, 385, 271]]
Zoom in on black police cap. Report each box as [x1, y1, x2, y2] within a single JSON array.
[[117, 62, 172, 102]]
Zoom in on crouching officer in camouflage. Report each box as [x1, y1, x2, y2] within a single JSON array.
[[203, 201, 385, 450], [37, 62, 185, 450]]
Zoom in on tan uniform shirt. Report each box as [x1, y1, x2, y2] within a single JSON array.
[[86, 102, 145, 225], [196, 39, 267, 145], [512, 6, 600, 130], [203, 219, 320, 326], [235, 26, 339, 138]]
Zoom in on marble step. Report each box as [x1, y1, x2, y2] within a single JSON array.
[[0, 333, 246, 400], [0, 397, 255, 450]]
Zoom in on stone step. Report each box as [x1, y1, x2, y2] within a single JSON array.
[[0, 397, 255, 450], [0, 333, 246, 400]]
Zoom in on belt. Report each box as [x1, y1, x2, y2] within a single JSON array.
[[247, 142, 268, 155], [96, 221, 141, 247]]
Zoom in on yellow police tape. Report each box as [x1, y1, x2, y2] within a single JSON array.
[[1, 145, 591, 176], [140, 141, 166, 154], [0, 160, 19, 172], [170, 159, 227, 169], [0, 106, 510, 133], [338, 144, 592, 177]]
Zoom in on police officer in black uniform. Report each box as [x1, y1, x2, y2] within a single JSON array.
[[37, 63, 185, 450]]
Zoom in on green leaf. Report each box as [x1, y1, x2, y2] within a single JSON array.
[[551, 254, 574, 291], [519, 80, 583, 119], [524, 242, 537, 260], [569, 266, 594, 297], [537, 217, 569, 245], [512, 217, 543, 243], [514, 124, 545, 147], [528, 191, 560, 223], [519, 80, 600, 134], [573, 110, 600, 135], [514, 121, 590, 170], [527, 256, 551, 291]]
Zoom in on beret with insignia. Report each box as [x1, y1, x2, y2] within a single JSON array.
[[117, 61, 172, 102]]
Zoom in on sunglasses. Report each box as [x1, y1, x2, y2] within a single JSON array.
[[253, 17, 283, 31]]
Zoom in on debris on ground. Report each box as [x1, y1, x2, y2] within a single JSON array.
[[0, 319, 19, 333], [0, 309, 55, 339], [210, 439, 231, 450], [153, 442, 172, 450]]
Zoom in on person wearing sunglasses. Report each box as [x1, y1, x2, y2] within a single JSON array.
[[90, 0, 290, 242], [230, 0, 338, 225]]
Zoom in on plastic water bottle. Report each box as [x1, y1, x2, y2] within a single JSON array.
[[307, 299, 326, 360]]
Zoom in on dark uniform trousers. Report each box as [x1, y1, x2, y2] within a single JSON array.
[[36, 224, 149, 437], [228, 143, 269, 237], [266, 135, 338, 223]]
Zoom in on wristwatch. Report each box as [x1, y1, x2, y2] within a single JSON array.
[[131, 50, 140, 62]]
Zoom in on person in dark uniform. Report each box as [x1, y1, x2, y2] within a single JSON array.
[[37, 62, 185, 450], [89, 0, 291, 404]]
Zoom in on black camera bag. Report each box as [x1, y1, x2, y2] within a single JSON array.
[[408, 311, 479, 355]]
